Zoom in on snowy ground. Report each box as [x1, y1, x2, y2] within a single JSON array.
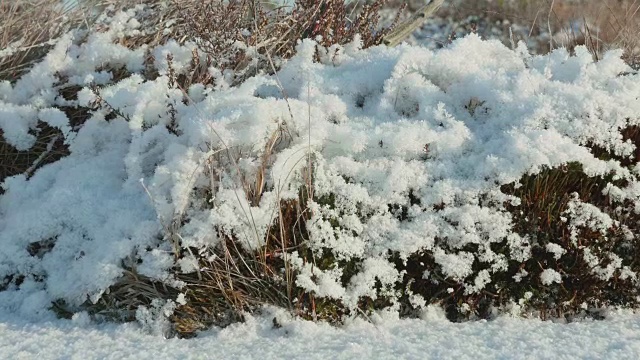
[[2, 310, 640, 359]]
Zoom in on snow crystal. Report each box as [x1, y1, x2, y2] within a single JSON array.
[[545, 243, 566, 260], [0, 103, 38, 150], [176, 293, 187, 306], [540, 269, 562, 285]]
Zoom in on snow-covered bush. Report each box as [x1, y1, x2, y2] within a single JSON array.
[[1, 4, 640, 337]]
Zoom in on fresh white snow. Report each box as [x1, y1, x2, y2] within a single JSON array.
[[2, 309, 640, 359]]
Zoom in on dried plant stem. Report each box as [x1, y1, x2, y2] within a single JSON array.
[[383, 0, 445, 46]]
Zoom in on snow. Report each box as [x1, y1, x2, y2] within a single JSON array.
[[2, 5, 640, 356], [2, 309, 640, 359], [540, 268, 563, 286], [546, 243, 566, 260]]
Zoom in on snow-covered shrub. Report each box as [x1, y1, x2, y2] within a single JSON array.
[[1, 4, 640, 337], [0, 0, 109, 184], [177, 0, 407, 86], [0, 0, 404, 185], [0, 0, 91, 81]]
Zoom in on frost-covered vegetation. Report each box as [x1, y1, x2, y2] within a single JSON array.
[[1, 1, 640, 338]]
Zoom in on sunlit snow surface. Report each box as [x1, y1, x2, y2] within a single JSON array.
[[2, 309, 640, 359]]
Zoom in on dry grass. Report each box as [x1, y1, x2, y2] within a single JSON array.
[[170, 0, 407, 87], [0, 125, 69, 189], [435, 0, 640, 63]]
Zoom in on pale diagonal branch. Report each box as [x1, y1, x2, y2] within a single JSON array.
[[382, 0, 445, 47]]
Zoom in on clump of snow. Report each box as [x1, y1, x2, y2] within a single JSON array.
[[1, 5, 639, 321], [136, 299, 177, 337], [71, 311, 92, 327], [565, 194, 617, 245], [546, 243, 566, 260], [540, 269, 563, 285], [0, 103, 38, 150]]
